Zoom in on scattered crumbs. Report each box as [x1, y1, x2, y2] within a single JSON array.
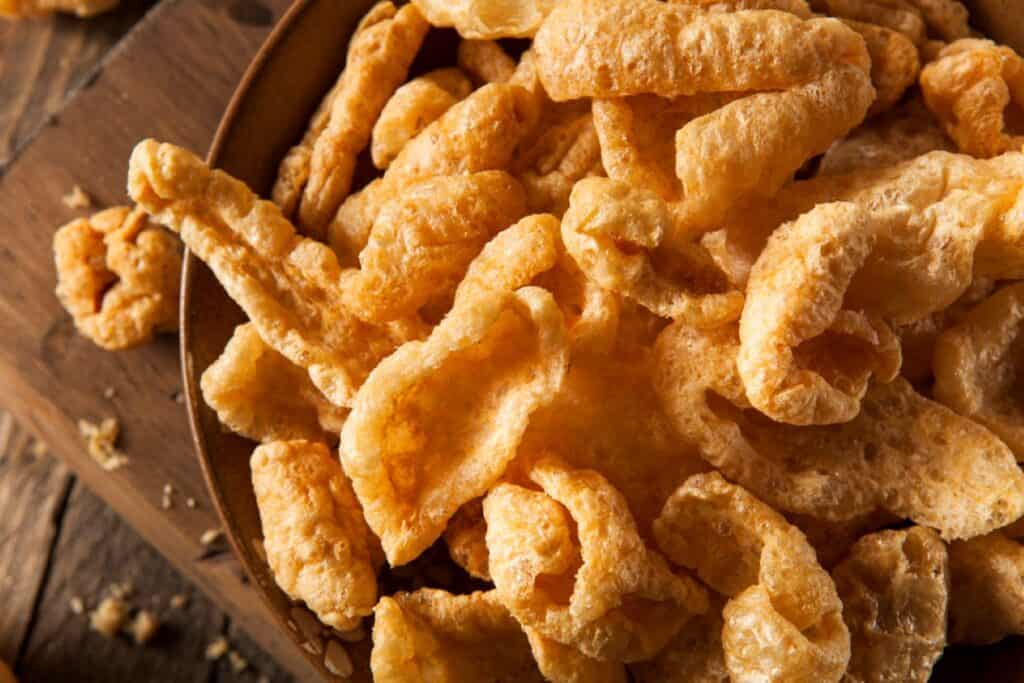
[[30, 440, 48, 458], [62, 185, 93, 210], [324, 639, 354, 678], [205, 636, 230, 661], [69, 596, 85, 615], [78, 417, 129, 471], [169, 593, 188, 610], [228, 650, 248, 673], [90, 597, 129, 637], [186, 497, 197, 509], [171, 390, 185, 404], [334, 623, 366, 643], [130, 610, 160, 645], [102, 386, 117, 400], [200, 528, 223, 547]]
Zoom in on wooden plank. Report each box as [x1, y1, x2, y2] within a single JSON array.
[[0, 0, 319, 678]]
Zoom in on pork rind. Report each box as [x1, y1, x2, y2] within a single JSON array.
[[412, 0, 558, 39], [534, 0, 869, 100], [484, 459, 709, 662], [561, 178, 743, 327], [53, 205, 180, 351], [933, 282, 1024, 460], [128, 140, 417, 407], [831, 526, 949, 683], [654, 320, 1024, 539], [370, 589, 545, 682], [921, 39, 1024, 158], [810, 0, 926, 45], [328, 83, 538, 262], [341, 171, 527, 323], [670, 0, 811, 16], [341, 286, 568, 565], [515, 111, 604, 216], [948, 531, 1024, 644], [788, 510, 900, 569], [0, 0, 117, 17], [289, 2, 429, 238], [251, 440, 378, 631], [525, 628, 628, 683], [371, 68, 473, 170], [738, 202, 901, 425], [653, 473, 849, 683], [200, 323, 347, 444], [630, 599, 729, 683], [443, 499, 490, 581], [904, 0, 970, 42], [844, 20, 920, 116], [457, 39, 516, 85]]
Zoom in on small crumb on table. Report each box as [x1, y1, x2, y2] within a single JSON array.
[[62, 185, 93, 209], [90, 597, 129, 637], [200, 528, 223, 547], [205, 636, 229, 661], [129, 610, 160, 645], [78, 417, 129, 471]]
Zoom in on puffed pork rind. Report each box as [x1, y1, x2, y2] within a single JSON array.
[[457, 38, 517, 85], [514, 110, 605, 216], [669, 0, 811, 16], [903, 0, 970, 42], [934, 282, 1024, 460], [0, 0, 117, 17], [341, 171, 527, 323], [412, 0, 559, 39], [341, 286, 568, 566], [561, 178, 743, 327], [653, 472, 850, 683], [653, 320, 1024, 539], [54, 205, 180, 351], [251, 440, 378, 631], [128, 140, 418, 408], [831, 526, 949, 683], [809, 0, 926, 45], [484, 459, 709, 662], [630, 598, 729, 683], [525, 627, 628, 683], [948, 531, 1024, 645], [921, 39, 1024, 158], [843, 19, 920, 116], [534, 0, 870, 101], [200, 323, 348, 444], [371, 68, 473, 170], [738, 202, 901, 425]]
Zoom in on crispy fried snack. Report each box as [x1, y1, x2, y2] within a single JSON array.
[[561, 178, 744, 327], [654, 321, 1024, 539], [328, 83, 539, 262], [630, 599, 729, 683], [654, 473, 849, 683], [289, 2, 428, 238], [54, 205, 180, 351], [128, 140, 418, 407], [844, 20, 920, 115], [251, 440, 378, 631], [525, 628, 628, 683], [534, 0, 869, 100], [443, 499, 490, 580], [810, 0, 926, 45], [371, 68, 473, 170], [412, 0, 559, 39], [341, 286, 568, 565], [457, 39, 517, 85], [454, 214, 561, 303], [788, 510, 900, 569], [341, 172, 527, 323], [903, 0, 969, 42], [738, 202, 901, 425], [832, 526, 949, 683], [921, 39, 1024, 158], [934, 282, 1024, 460], [515, 111, 604, 215], [200, 323, 348, 444], [948, 531, 1024, 644], [485, 459, 709, 662], [532, 252, 622, 354], [0, 0, 117, 17], [670, 0, 812, 16]]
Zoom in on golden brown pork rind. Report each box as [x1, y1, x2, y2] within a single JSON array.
[[788, 510, 901, 569], [128, 140, 419, 408], [251, 440, 378, 631], [524, 628, 628, 683], [948, 531, 1024, 644], [534, 0, 869, 100], [0, 0, 117, 17], [200, 323, 348, 444], [903, 0, 970, 42], [341, 171, 527, 323], [629, 598, 729, 683], [561, 178, 743, 327], [669, 0, 811, 15], [412, 0, 559, 39], [457, 39, 516, 85], [484, 459, 709, 662], [53, 206, 180, 351], [738, 202, 901, 425], [341, 286, 568, 566], [934, 282, 1024, 460], [654, 473, 849, 683], [843, 20, 920, 116], [443, 499, 490, 581], [654, 320, 1024, 539], [515, 111, 604, 216], [810, 0, 926, 45], [831, 526, 949, 683], [291, 2, 429, 238], [921, 39, 1024, 158]]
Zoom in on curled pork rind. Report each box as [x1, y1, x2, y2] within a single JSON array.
[[534, 0, 869, 100], [128, 140, 417, 408], [251, 440, 378, 631], [412, 0, 559, 39], [53, 205, 180, 351], [371, 68, 473, 170], [738, 202, 901, 425], [654, 321, 1024, 539], [341, 286, 568, 566], [630, 599, 729, 683], [341, 171, 527, 323], [831, 526, 949, 683], [484, 459, 709, 662], [843, 20, 920, 116], [0, 0, 117, 17], [948, 531, 1024, 644], [921, 39, 1024, 158], [200, 323, 348, 444], [561, 178, 743, 327], [457, 39, 516, 85], [934, 282, 1024, 460]]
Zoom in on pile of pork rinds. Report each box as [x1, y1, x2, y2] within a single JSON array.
[[50, 0, 1024, 680]]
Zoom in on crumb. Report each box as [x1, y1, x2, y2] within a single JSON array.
[[109, 581, 134, 600], [90, 597, 128, 637], [103, 386, 117, 400], [200, 528, 223, 547], [30, 440, 48, 458], [62, 185, 92, 210], [334, 623, 366, 643], [205, 636, 229, 661], [186, 497, 197, 509], [171, 390, 184, 404], [169, 593, 188, 610], [228, 650, 248, 673], [324, 639, 353, 677], [69, 596, 85, 615], [130, 610, 160, 645], [161, 493, 173, 511], [163, 483, 174, 495], [78, 417, 129, 471]]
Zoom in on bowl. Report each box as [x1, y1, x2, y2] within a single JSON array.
[[181, 0, 1024, 680]]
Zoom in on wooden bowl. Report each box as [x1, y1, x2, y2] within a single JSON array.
[[181, 0, 1024, 680]]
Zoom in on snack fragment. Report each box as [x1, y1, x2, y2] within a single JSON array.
[[251, 440, 378, 631], [54, 206, 181, 351], [78, 417, 129, 471], [653, 472, 850, 683], [413, 0, 558, 39], [948, 531, 1024, 644], [90, 597, 129, 637], [809, 0, 926, 45], [515, 111, 604, 216], [831, 526, 948, 683], [0, 0, 117, 18]]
